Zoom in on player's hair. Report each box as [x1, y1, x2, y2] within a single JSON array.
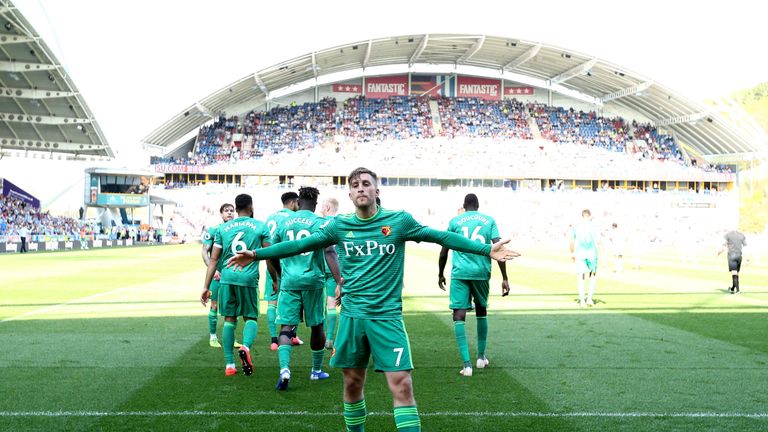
[[324, 197, 339, 212], [375, 196, 381, 206], [612, 222, 618, 228], [348, 167, 377, 186], [463, 193, 479, 210], [235, 194, 253, 212], [582, 209, 591, 217], [281, 192, 299, 204], [298, 186, 320, 206], [219, 203, 234, 213]]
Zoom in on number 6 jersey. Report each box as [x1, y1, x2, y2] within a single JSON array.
[[214, 216, 271, 287]]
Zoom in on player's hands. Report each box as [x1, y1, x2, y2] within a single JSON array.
[[501, 279, 510, 297], [200, 289, 211, 306], [227, 250, 256, 270], [271, 279, 279, 296], [438, 274, 446, 291], [490, 239, 521, 262], [213, 270, 221, 281]]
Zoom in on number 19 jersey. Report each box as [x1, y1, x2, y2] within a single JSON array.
[[447, 211, 499, 280], [271, 210, 325, 290], [214, 216, 270, 287]]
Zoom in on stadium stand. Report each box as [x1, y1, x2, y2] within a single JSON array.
[[151, 96, 730, 177]]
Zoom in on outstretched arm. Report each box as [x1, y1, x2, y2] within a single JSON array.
[[438, 246, 449, 291], [420, 228, 520, 262], [227, 231, 335, 269], [493, 237, 510, 296]]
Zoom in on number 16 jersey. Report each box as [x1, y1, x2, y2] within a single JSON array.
[[214, 216, 271, 287]]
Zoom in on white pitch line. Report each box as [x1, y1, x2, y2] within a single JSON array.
[[0, 287, 130, 323], [0, 411, 766, 418]]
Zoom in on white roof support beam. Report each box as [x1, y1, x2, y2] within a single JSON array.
[[457, 36, 485, 63], [0, 34, 36, 45], [194, 102, 211, 117], [362, 40, 373, 68], [0, 140, 106, 151], [503, 43, 541, 71], [654, 112, 709, 127], [0, 112, 91, 125], [600, 81, 654, 103], [252, 74, 268, 95], [551, 58, 598, 85], [702, 151, 761, 164], [311, 52, 319, 78], [0, 60, 57, 72], [409, 35, 429, 66], [0, 86, 75, 98]]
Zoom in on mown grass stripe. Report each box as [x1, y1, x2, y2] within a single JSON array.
[[2, 411, 767, 418]]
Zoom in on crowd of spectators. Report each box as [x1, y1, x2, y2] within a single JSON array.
[[151, 95, 735, 177], [336, 96, 434, 141], [438, 97, 532, 139], [0, 194, 81, 239]]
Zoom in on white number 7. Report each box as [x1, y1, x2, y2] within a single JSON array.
[[393, 347, 404, 367]]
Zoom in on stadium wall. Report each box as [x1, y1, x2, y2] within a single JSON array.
[[0, 238, 137, 254]]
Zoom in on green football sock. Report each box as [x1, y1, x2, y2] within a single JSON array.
[[267, 304, 278, 338], [243, 320, 258, 348], [278, 344, 292, 370], [477, 316, 488, 358], [223, 321, 236, 365], [393, 405, 421, 431], [326, 308, 337, 341], [454, 321, 470, 363], [208, 308, 218, 336], [343, 399, 367, 432], [311, 349, 324, 371]]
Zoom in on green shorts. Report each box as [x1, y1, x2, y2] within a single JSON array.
[[330, 316, 413, 372], [276, 289, 324, 327], [262, 272, 280, 302], [324, 275, 337, 298], [208, 278, 220, 304], [450, 279, 489, 310], [219, 284, 260, 319], [575, 257, 598, 275]]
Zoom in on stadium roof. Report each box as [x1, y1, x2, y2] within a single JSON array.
[[142, 34, 766, 163], [0, 1, 112, 159]]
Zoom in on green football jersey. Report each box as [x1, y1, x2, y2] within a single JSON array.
[[572, 221, 598, 259], [203, 225, 225, 272], [447, 211, 499, 280], [215, 216, 270, 287], [271, 210, 326, 290], [254, 208, 491, 319], [263, 209, 294, 289]]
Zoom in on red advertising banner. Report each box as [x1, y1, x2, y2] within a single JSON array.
[[457, 76, 501, 100], [364, 75, 408, 98], [332, 83, 362, 93], [505, 86, 535, 96]]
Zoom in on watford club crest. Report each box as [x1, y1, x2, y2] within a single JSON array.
[[381, 226, 391, 236]]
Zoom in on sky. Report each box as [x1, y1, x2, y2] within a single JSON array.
[[2, 0, 767, 206]]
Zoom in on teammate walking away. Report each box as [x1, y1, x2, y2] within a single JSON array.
[[320, 196, 341, 350], [437, 193, 510, 377], [263, 192, 302, 350], [201, 203, 235, 347], [271, 187, 343, 390], [228, 167, 520, 432], [570, 209, 599, 307], [201, 194, 278, 376]]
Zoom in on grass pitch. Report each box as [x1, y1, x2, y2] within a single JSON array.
[[1, 244, 767, 431]]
